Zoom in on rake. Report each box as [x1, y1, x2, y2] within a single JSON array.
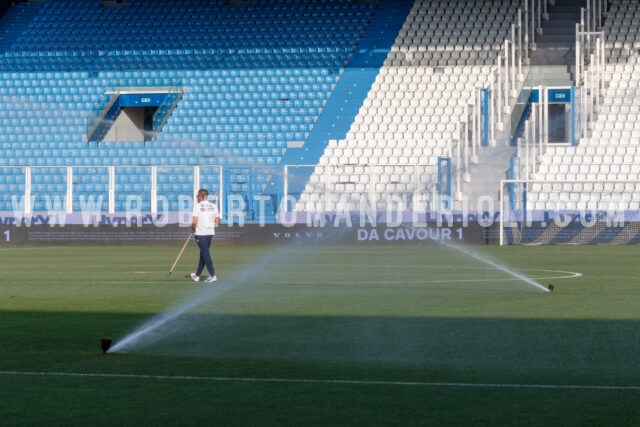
[[166, 232, 193, 278]]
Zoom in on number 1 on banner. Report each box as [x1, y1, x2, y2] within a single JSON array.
[[4, 230, 9, 242]]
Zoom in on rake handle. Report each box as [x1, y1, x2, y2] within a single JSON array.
[[168, 232, 194, 275]]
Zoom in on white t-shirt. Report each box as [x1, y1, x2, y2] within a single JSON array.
[[192, 200, 220, 236]]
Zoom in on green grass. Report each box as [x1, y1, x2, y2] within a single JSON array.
[[1, 242, 639, 426]]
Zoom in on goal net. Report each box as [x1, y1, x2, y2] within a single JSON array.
[[499, 179, 640, 245]]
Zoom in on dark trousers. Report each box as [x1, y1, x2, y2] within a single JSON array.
[[194, 235, 215, 277]]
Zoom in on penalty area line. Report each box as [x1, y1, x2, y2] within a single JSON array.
[[1, 370, 639, 391]]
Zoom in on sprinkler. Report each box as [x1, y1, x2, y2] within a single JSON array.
[[548, 284, 554, 293], [101, 338, 113, 354]]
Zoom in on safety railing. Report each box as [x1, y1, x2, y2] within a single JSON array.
[[283, 164, 437, 213], [0, 165, 223, 215]]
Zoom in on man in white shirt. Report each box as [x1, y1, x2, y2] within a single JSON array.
[[190, 189, 221, 283]]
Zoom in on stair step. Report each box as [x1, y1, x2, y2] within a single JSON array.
[[539, 26, 576, 35], [526, 65, 573, 85], [544, 20, 579, 27], [546, 12, 581, 20], [531, 0, 585, 69], [536, 37, 574, 44], [460, 144, 517, 210]]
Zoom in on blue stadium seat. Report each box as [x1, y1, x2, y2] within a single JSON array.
[[0, 0, 381, 215]]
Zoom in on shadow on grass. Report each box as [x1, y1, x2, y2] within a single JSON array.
[[2, 310, 639, 387], [2, 310, 640, 426]]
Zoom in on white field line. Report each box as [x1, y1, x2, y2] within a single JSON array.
[[2, 270, 583, 287], [267, 270, 583, 286], [0, 370, 638, 391]]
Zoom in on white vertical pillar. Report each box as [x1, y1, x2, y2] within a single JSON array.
[[586, 52, 591, 128], [539, 99, 544, 162], [503, 41, 510, 113], [524, 0, 530, 51], [585, 56, 591, 129], [589, 52, 595, 126], [499, 179, 505, 246], [464, 104, 470, 183], [530, 106, 535, 178], [150, 166, 157, 214], [534, 88, 540, 163], [193, 165, 201, 213], [489, 75, 496, 145], [283, 165, 289, 212], [517, 9, 525, 75], [24, 166, 32, 214], [600, 34, 605, 92], [66, 166, 73, 213], [497, 64, 504, 130], [593, 48, 597, 118], [218, 166, 224, 215], [524, 120, 530, 180], [575, 24, 581, 86], [511, 26, 517, 97], [532, 101, 538, 174], [529, 107, 533, 180], [193, 165, 200, 197], [471, 88, 482, 164], [456, 127, 462, 198], [471, 94, 476, 164], [582, 76, 588, 138], [543, 86, 549, 145]]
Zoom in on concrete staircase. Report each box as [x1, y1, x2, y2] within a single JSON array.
[[528, 0, 585, 84], [457, 1, 586, 210], [527, 64, 573, 87], [457, 141, 516, 211]]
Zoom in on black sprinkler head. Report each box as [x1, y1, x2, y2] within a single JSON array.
[[101, 338, 113, 354]]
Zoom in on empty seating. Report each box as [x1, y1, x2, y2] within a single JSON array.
[[297, 0, 519, 212], [0, 0, 377, 213], [527, 0, 640, 211]]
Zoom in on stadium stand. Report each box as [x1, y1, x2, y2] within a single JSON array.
[[295, 0, 520, 212], [529, 0, 640, 212], [1, 0, 635, 225], [0, 0, 377, 217]]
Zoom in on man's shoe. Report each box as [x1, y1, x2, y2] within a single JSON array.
[[190, 273, 200, 282], [204, 275, 217, 283]]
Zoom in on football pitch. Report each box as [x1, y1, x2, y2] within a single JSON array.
[[1, 240, 639, 426]]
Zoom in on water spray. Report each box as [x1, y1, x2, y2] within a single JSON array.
[[107, 284, 225, 353], [106, 240, 312, 354], [438, 237, 550, 293]]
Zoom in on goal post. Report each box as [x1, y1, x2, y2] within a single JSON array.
[[499, 178, 640, 245]]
